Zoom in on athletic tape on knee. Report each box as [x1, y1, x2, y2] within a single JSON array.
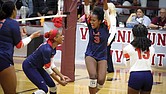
[[33, 89, 46, 94], [97, 83, 103, 89], [49, 86, 57, 93], [89, 79, 97, 88]]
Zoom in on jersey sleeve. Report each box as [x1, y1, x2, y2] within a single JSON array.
[[16, 37, 32, 48], [123, 45, 130, 59], [42, 47, 54, 74], [11, 21, 22, 46], [51, 58, 56, 69], [44, 62, 53, 74]]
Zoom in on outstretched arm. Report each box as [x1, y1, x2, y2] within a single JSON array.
[[149, 23, 162, 29], [50, 58, 71, 82], [52, 67, 71, 82], [43, 61, 69, 86], [16, 30, 41, 48], [103, 0, 108, 10], [84, 0, 89, 6], [84, 0, 90, 16], [103, 0, 110, 31], [50, 72, 68, 86]]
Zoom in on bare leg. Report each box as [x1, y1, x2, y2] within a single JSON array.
[[85, 56, 97, 94], [140, 90, 151, 94], [97, 60, 107, 92], [0, 66, 17, 94], [89, 85, 97, 94], [128, 87, 139, 94]]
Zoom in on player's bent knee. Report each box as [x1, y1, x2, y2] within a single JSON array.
[[33, 89, 46, 94], [89, 79, 97, 88], [97, 79, 105, 85]]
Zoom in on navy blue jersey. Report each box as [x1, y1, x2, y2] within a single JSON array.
[[0, 18, 22, 65], [85, 19, 109, 60], [26, 43, 56, 68]]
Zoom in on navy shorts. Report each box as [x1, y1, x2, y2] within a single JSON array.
[[128, 71, 153, 91], [0, 61, 12, 72]]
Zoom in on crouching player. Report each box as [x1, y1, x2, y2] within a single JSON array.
[[22, 29, 71, 94]]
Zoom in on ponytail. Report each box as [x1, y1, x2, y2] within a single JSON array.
[[44, 31, 50, 38], [131, 24, 152, 51]]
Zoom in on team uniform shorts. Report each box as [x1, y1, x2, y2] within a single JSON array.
[[128, 71, 153, 91], [0, 61, 12, 72]]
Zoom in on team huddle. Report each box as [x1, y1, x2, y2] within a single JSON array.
[[0, 0, 155, 94]]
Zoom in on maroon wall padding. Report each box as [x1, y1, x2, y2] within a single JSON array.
[[61, 0, 77, 81]]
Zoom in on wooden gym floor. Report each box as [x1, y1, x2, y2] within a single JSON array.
[[0, 57, 166, 94]]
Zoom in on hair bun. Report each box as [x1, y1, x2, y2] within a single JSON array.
[[44, 29, 58, 40], [44, 32, 50, 38]]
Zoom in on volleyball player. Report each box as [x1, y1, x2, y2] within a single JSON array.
[[123, 24, 155, 94], [0, 1, 40, 94], [22, 29, 71, 94], [84, 0, 111, 94]]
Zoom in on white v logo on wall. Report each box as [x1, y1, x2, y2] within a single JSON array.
[[76, 23, 166, 69], [14, 22, 166, 69]]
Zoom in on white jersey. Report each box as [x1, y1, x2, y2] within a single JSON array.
[[123, 44, 155, 72]]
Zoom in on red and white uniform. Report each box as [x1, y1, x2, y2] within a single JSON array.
[[123, 44, 155, 72]]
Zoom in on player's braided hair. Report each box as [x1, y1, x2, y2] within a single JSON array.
[[131, 24, 152, 51]]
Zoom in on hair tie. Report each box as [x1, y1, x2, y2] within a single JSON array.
[[44, 29, 58, 39], [49, 29, 58, 40]]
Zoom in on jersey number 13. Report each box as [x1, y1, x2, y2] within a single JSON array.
[[135, 48, 150, 59]]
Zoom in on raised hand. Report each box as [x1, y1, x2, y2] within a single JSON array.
[[30, 30, 41, 39], [20, 26, 27, 36]]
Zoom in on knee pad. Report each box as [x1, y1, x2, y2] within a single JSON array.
[[49, 86, 57, 93], [89, 79, 97, 88], [97, 83, 103, 89], [33, 89, 46, 94]]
